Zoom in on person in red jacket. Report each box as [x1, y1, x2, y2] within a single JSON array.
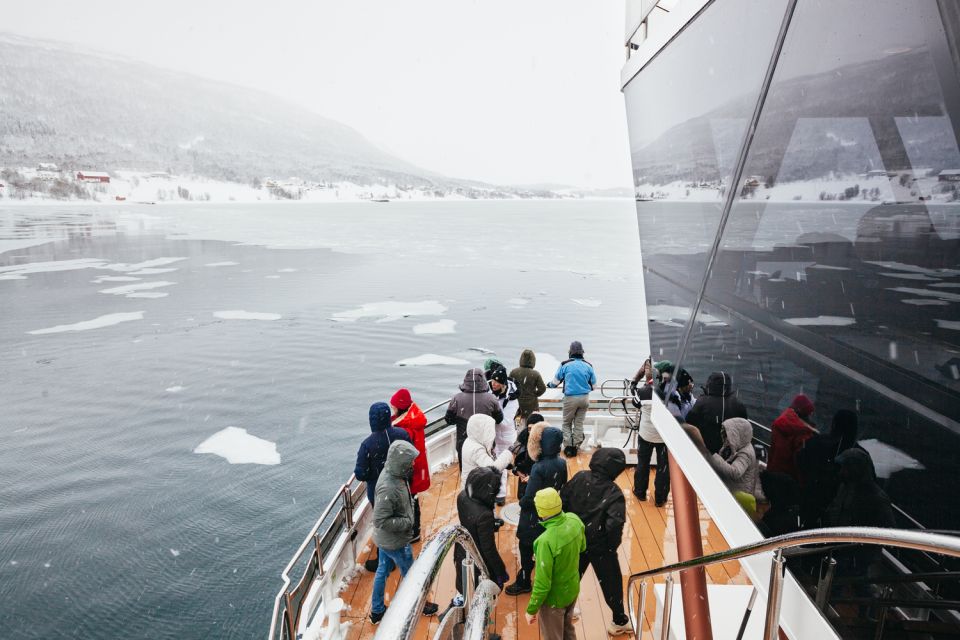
[[391, 388, 431, 542], [766, 394, 817, 482]]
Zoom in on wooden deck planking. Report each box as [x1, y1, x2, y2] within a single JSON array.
[[339, 449, 744, 639]]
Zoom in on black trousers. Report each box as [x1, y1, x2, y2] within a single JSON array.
[[517, 538, 535, 585], [413, 494, 421, 536], [635, 437, 670, 503], [579, 547, 628, 625]]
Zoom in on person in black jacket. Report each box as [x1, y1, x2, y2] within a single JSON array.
[[757, 471, 801, 538], [505, 426, 567, 596], [559, 448, 631, 636], [454, 466, 510, 599], [796, 409, 864, 528], [684, 371, 748, 454], [511, 413, 546, 500]]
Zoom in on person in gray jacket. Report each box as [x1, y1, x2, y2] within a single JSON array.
[[688, 417, 759, 498], [445, 368, 504, 469], [370, 440, 439, 624]]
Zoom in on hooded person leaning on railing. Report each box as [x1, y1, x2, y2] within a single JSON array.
[[390, 388, 430, 543], [685, 371, 749, 455], [369, 440, 438, 624], [688, 417, 759, 499]]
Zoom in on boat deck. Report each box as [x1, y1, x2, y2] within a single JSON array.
[[340, 451, 748, 639]]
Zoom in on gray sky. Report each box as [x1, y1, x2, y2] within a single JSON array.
[[3, 0, 632, 189]]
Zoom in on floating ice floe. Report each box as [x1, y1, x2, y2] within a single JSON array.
[[205, 261, 239, 267], [332, 301, 447, 323], [127, 267, 179, 275], [413, 319, 457, 335], [0, 258, 107, 279], [571, 298, 602, 307], [0, 273, 27, 280], [100, 281, 176, 297], [277, 268, 298, 273], [92, 275, 141, 283], [859, 439, 925, 479], [100, 257, 187, 273], [169, 549, 181, 557], [784, 316, 856, 327], [194, 426, 281, 465], [28, 311, 145, 335], [265, 275, 281, 279], [127, 292, 169, 299], [395, 354, 470, 367], [213, 310, 282, 321], [166, 385, 185, 393], [468, 347, 496, 355], [935, 319, 960, 331], [647, 304, 727, 328], [507, 297, 530, 306]]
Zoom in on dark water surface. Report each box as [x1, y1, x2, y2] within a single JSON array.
[[0, 200, 646, 639]]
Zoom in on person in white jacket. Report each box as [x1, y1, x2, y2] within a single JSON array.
[[460, 414, 514, 488], [489, 366, 520, 505]]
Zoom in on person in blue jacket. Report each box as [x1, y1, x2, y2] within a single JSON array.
[[354, 401, 411, 571], [548, 341, 597, 457]]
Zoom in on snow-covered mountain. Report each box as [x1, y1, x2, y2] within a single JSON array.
[[0, 33, 489, 190]]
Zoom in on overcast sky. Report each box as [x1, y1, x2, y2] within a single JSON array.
[[3, 1, 632, 189]]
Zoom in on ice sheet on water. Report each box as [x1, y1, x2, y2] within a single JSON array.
[[204, 261, 239, 267], [571, 298, 602, 308], [92, 275, 141, 283], [127, 292, 169, 299], [127, 267, 179, 275], [331, 301, 447, 323], [647, 304, 727, 327], [166, 385, 185, 393], [194, 426, 281, 465], [100, 281, 176, 296], [507, 298, 530, 306], [0, 274, 27, 280], [859, 439, 925, 479], [213, 310, 282, 320], [28, 311, 145, 335], [468, 347, 496, 355], [412, 319, 456, 335], [0, 258, 106, 278], [935, 319, 960, 331], [99, 257, 187, 273], [395, 354, 470, 367], [784, 316, 856, 327], [277, 268, 298, 273]]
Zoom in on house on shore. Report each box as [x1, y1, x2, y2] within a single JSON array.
[[76, 171, 110, 183]]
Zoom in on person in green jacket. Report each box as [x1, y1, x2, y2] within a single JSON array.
[[524, 488, 586, 640]]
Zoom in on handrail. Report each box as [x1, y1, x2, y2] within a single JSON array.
[[627, 527, 960, 639], [372, 524, 490, 640], [268, 476, 356, 640], [461, 580, 500, 640]]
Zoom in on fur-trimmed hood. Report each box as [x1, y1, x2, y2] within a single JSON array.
[[526, 420, 549, 462]]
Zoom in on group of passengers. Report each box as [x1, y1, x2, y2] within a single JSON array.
[[631, 359, 896, 586], [352, 345, 893, 635]]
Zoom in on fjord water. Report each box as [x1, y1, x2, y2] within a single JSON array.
[[0, 200, 646, 639]]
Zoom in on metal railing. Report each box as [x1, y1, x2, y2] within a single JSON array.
[[627, 527, 960, 640], [268, 399, 451, 640], [372, 524, 491, 640]]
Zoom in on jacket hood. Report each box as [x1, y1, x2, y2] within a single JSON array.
[[519, 349, 536, 368], [759, 471, 799, 506], [589, 447, 626, 480], [527, 421, 547, 461], [460, 368, 489, 393], [465, 466, 500, 508], [369, 402, 392, 432], [704, 372, 735, 397], [393, 403, 426, 431], [721, 417, 753, 452], [772, 408, 815, 435], [540, 427, 563, 458], [569, 341, 584, 358], [466, 413, 497, 449], [836, 448, 874, 483], [384, 440, 419, 478]]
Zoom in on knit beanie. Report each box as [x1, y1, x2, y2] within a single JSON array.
[[653, 360, 675, 375], [790, 394, 815, 418], [390, 388, 412, 412], [490, 366, 508, 386], [534, 487, 563, 519], [675, 368, 693, 388]]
